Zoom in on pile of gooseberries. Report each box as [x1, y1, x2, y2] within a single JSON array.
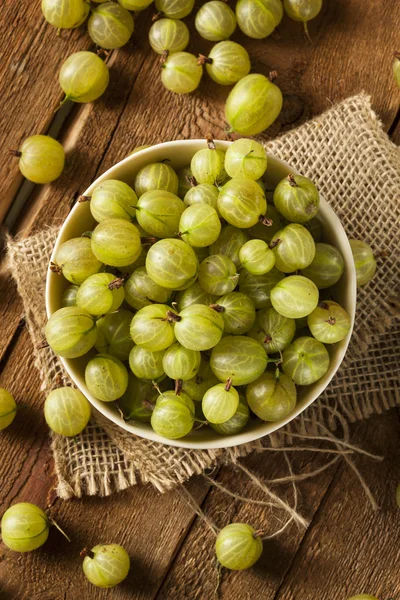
[[44, 137, 375, 443], [13, 0, 327, 185]]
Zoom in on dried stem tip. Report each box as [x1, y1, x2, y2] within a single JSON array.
[[160, 49, 169, 65], [186, 175, 197, 188], [108, 275, 128, 290], [9, 149, 22, 158], [224, 377, 233, 391], [268, 70, 278, 83], [78, 194, 90, 203], [326, 317, 336, 326], [141, 236, 158, 245], [175, 379, 183, 396], [50, 262, 61, 275], [197, 54, 213, 66], [152, 10, 164, 21], [269, 238, 280, 249], [264, 334, 273, 344], [209, 304, 225, 313], [165, 310, 181, 323], [253, 529, 265, 539], [206, 133, 216, 150], [287, 173, 298, 187], [80, 548, 95, 560], [318, 301, 330, 310], [393, 51, 400, 60], [259, 215, 273, 226], [142, 399, 155, 411]]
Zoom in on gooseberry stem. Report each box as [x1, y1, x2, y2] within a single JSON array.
[[303, 21, 312, 44], [259, 215, 273, 226], [9, 149, 22, 158], [326, 317, 336, 326], [287, 173, 298, 187], [197, 54, 212, 66], [108, 274, 129, 290], [160, 49, 169, 64], [142, 399, 155, 411], [269, 238, 280, 249], [165, 310, 181, 323], [175, 379, 183, 395], [319, 301, 330, 310], [49, 262, 61, 275], [253, 529, 265, 539], [224, 377, 233, 391], [152, 10, 163, 21], [264, 334, 273, 344], [186, 174, 197, 187], [78, 194, 90, 202], [80, 547, 95, 560], [49, 518, 71, 542], [268, 70, 278, 83], [209, 304, 225, 313], [81, 231, 93, 239], [141, 236, 158, 245], [206, 133, 216, 150]]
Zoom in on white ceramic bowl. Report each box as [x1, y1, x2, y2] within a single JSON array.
[[46, 140, 356, 449]]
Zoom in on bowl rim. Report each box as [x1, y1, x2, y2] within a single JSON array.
[[45, 139, 357, 449]]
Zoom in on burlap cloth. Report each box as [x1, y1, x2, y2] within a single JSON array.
[[6, 93, 399, 500]]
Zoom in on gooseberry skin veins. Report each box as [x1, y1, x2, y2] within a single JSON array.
[[184, 183, 219, 209], [45, 306, 97, 358], [82, 544, 130, 588], [225, 138, 267, 180], [155, 0, 195, 19], [271, 223, 316, 273], [210, 398, 249, 435], [54, 237, 103, 284], [61, 284, 79, 307], [129, 346, 166, 382], [205, 40, 251, 85], [146, 238, 199, 290], [134, 162, 179, 197], [42, 0, 89, 29], [162, 343, 201, 381], [239, 239, 276, 275], [217, 178, 267, 228], [91, 218, 141, 267], [282, 336, 330, 385], [202, 383, 239, 424], [151, 399, 194, 439], [161, 52, 203, 94], [198, 254, 239, 296], [273, 174, 320, 223], [88, 2, 134, 50], [149, 18, 189, 54], [215, 291, 256, 334], [239, 267, 285, 309], [301, 242, 344, 289], [125, 267, 172, 311], [75, 273, 124, 316], [89, 179, 138, 223], [210, 335, 268, 386], [195, 1, 237, 42], [349, 239, 377, 286], [179, 204, 222, 247], [1, 503, 49, 552], [85, 353, 129, 402], [156, 390, 195, 414], [44, 387, 91, 436], [215, 523, 263, 570], [174, 304, 224, 351], [307, 301, 351, 344], [246, 371, 297, 421], [225, 74, 283, 136], [283, 0, 322, 23], [136, 190, 184, 238], [59, 51, 109, 103], [190, 148, 227, 186], [210, 225, 249, 267], [130, 304, 177, 351], [17, 135, 65, 184], [175, 282, 217, 312], [270, 275, 319, 319], [95, 309, 134, 361], [0, 388, 17, 431], [248, 307, 296, 353], [236, 0, 283, 39]]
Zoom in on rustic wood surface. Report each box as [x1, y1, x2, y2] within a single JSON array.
[[0, 0, 399, 598]]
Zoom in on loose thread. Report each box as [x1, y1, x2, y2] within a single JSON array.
[[236, 462, 309, 530], [264, 456, 340, 486], [176, 486, 219, 536], [279, 430, 384, 461], [257, 446, 353, 455], [203, 475, 281, 510]]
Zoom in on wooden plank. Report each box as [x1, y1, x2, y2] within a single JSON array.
[[0, 6, 91, 222], [156, 443, 342, 599], [273, 411, 400, 600], [0, 327, 210, 600]]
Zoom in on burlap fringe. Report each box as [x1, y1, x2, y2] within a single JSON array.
[[5, 93, 400, 502]]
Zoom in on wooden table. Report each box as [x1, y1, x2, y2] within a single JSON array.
[[1, 1, 399, 598]]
